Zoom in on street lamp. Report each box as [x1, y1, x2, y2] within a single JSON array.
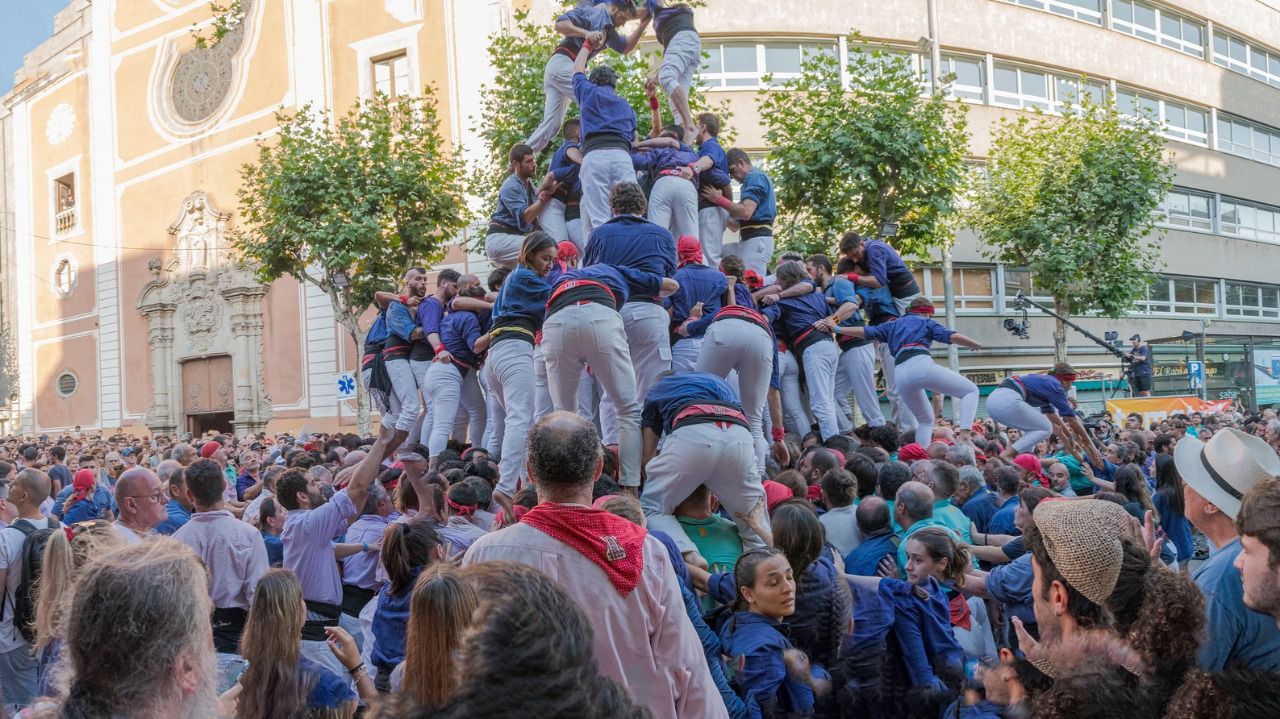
[[330, 270, 350, 291]]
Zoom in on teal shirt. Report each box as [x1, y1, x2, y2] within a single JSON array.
[[931, 500, 973, 544], [897, 517, 975, 579], [676, 514, 743, 575]]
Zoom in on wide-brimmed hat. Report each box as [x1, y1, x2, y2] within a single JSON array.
[[1175, 427, 1280, 520]]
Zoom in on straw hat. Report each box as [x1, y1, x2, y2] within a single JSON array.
[[1032, 500, 1133, 605], [1175, 428, 1280, 520]]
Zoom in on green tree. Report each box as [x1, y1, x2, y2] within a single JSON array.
[[759, 40, 971, 260], [232, 89, 469, 432], [471, 5, 729, 226], [970, 98, 1174, 363]]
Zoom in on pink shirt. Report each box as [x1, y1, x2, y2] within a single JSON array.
[[173, 510, 270, 611], [463, 522, 728, 719]]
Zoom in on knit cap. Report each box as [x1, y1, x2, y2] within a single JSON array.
[[1032, 499, 1132, 605]]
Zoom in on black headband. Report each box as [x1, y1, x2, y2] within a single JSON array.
[[1200, 448, 1244, 500]]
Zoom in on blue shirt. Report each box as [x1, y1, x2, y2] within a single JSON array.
[[825, 276, 868, 349], [1193, 538, 1280, 672], [583, 214, 677, 283], [491, 265, 552, 328], [738, 168, 776, 224], [53, 483, 115, 520], [988, 496, 1021, 536], [440, 307, 489, 366], [384, 300, 417, 344], [153, 499, 192, 536], [733, 282, 755, 309], [549, 140, 582, 201], [371, 565, 424, 674], [775, 285, 832, 345], [961, 488, 998, 533], [62, 498, 100, 525], [986, 554, 1036, 631], [1009, 374, 1076, 417], [417, 295, 446, 338], [857, 283, 900, 324], [262, 531, 284, 567], [573, 72, 636, 142], [844, 530, 897, 577], [642, 372, 742, 434], [552, 264, 665, 308], [862, 239, 916, 296], [670, 263, 727, 338], [862, 313, 955, 359], [490, 173, 534, 232], [555, 6, 626, 59], [848, 581, 894, 653], [1130, 344, 1153, 376], [299, 657, 357, 710], [881, 577, 964, 691], [719, 612, 818, 717], [633, 145, 701, 183], [1153, 492, 1193, 565]]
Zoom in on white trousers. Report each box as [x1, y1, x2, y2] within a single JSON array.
[[385, 358, 419, 433], [778, 349, 813, 437], [600, 302, 671, 445], [423, 362, 486, 459], [698, 207, 729, 270], [483, 339, 537, 497], [479, 369, 504, 458], [642, 422, 768, 554], [409, 359, 436, 445], [648, 176, 699, 239], [542, 302, 641, 486], [876, 339, 915, 434], [539, 198, 585, 254], [895, 354, 978, 447], [658, 30, 702, 98], [670, 336, 703, 375], [580, 149, 638, 238], [836, 343, 886, 428], [722, 232, 774, 278], [696, 319, 774, 477], [525, 53, 576, 153], [801, 339, 841, 441], [485, 232, 523, 269], [533, 344, 554, 423], [985, 387, 1054, 453]]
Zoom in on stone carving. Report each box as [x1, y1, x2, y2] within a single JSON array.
[[178, 274, 222, 352], [169, 191, 233, 272], [169, 0, 255, 124]]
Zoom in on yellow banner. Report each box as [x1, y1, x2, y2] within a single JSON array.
[[1105, 396, 1233, 428]]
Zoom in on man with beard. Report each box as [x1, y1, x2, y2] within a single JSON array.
[[30, 540, 225, 719], [1235, 477, 1280, 628], [381, 268, 429, 455], [421, 274, 491, 465]]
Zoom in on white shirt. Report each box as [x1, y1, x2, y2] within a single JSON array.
[[0, 517, 57, 652], [819, 503, 861, 558]]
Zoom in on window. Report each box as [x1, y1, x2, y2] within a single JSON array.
[[1112, 1, 1204, 58], [1217, 115, 1280, 167], [1136, 276, 1217, 315], [1116, 87, 1207, 145], [1212, 30, 1280, 88], [700, 41, 838, 90], [1156, 188, 1213, 231], [922, 54, 986, 101], [51, 256, 77, 297], [1001, 268, 1053, 304], [993, 63, 1050, 111], [914, 266, 997, 311], [1221, 197, 1280, 244], [372, 52, 410, 97], [54, 173, 76, 235], [1001, 0, 1103, 25], [1051, 74, 1107, 113], [1225, 282, 1280, 319], [55, 372, 78, 398]]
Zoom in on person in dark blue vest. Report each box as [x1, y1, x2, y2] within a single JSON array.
[[382, 269, 428, 453], [986, 361, 1101, 466], [839, 231, 922, 315], [695, 112, 732, 268], [421, 276, 490, 467], [768, 260, 842, 442], [668, 235, 727, 373]]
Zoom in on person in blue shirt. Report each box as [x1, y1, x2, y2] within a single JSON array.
[[702, 148, 777, 277], [60, 468, 103, 524], [572, 41, 643, 236], [1153, 454, 1194, 568], [639, 372, 766, 557], [768, 260, 842, 443], [381, 268, 428, 453], [695, 113, 732, 268], [542, 262, 679, 488], [844, 496, 899, 578], [668, 235, 727, 373], [370, 520, 444, 692], [632, 132, 702, 239], [717, 547, 825, 718], [258, 498, 285, 568], [583, 182, 679, 452], [647, 0, 701, 144], [539, 119, 586, 252], [834, 297, 981, 448], [486, 143, 557, 268], [1125, 333, 1153, 396], [421, 276, 491, 466], [833, 252, 912, 435], [477, 232, 557, 509], [986, 362, 1101, 466], [806, 254, 886, 430], [407, 269, 459, 447], [525, 1, 646, 153], [153, 466, 193, 536], [838, 230, 923, 314]]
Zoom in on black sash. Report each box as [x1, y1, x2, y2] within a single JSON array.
[[301, 599, 342, 641], [211, 607, 248, 654], [341, 583, 376, 618]]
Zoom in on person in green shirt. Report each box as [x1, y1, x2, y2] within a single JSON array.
[[673, 484, 743, 575], [893, 480, 966, 577], [923, 460, 972, 544]]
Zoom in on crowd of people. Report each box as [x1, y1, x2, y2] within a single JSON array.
[[4, 1, 1280, 717]]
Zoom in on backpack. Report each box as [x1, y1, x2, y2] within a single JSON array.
[[1, 517, 60, 645]]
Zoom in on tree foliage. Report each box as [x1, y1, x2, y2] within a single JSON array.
[[759, 39, 970, 259], [231, 89, 468, 430], [471, 4, 729, 207], [970, 98, 1174, 361]]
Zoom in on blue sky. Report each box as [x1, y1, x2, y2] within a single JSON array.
[[2, 0, 70, 93]]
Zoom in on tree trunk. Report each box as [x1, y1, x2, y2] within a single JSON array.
[[1053, 295, 1070, 366]]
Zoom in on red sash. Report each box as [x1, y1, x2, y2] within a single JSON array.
[[520, 503, 647, 597]]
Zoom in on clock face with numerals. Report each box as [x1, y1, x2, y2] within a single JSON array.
[[45, 104, 75, 145]]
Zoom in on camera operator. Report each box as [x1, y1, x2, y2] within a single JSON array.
[[1124, 334, 1153, 397]]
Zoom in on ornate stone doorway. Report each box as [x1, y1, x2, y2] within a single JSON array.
[[137, 191, 272, 437]]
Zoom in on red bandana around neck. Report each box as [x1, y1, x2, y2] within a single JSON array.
[[520, 503, 647, 597], [949, 591, 972, 631]]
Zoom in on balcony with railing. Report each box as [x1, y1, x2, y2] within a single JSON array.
[[55, 206, 77, 235]]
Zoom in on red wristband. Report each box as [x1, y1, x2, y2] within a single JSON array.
[[772, 427, 786, 442], [715, 196, 732, 210], [648, 95, 660, 110], [846, 273, 860, 284]]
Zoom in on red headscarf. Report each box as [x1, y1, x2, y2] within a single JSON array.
[[744, 270, 764, 289], [71, 469, 96, 502], [898, 443, 929, 462], [557, 241, 579, 263], [1014, 453, 1049, 487], [763, 480, 793, 513], [677, 235, 704, 267], [200, 441, 221, 459]]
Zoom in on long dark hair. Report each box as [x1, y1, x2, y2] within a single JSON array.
[[1155, 454, 1185, 517], [1115, 463, 1157, 521], [731, 547, 789, 612], [772, 501, 823, 576], [238, 570, 319, 719], [381, 520, 443, 596]]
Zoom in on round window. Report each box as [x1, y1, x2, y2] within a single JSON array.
[[56, 372, 78, 398]]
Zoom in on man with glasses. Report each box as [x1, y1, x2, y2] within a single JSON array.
[[112, 467, 167, 543]]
